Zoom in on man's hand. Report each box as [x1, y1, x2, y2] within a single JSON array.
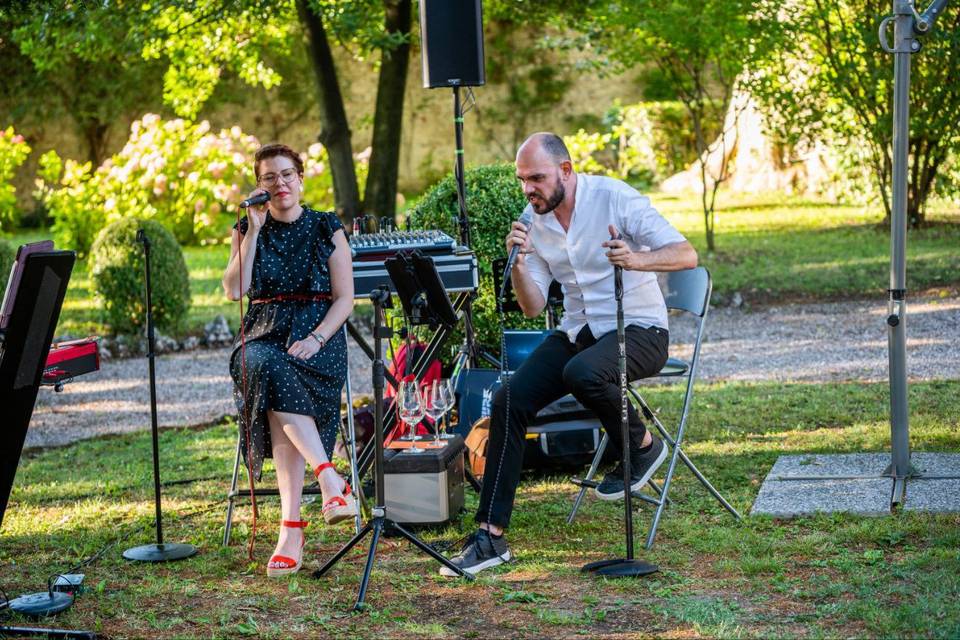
[[602, 223, 636, 270], [505, 220, 532, 263]]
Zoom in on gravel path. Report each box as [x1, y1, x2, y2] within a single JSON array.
[[28, 294, 959, 449]]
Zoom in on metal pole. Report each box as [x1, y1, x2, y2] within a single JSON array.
[[142, 234, 165, 545], [881, 0, 925, 503]]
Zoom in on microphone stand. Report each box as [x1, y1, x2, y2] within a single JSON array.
[[312, 287, 472, 611], [582, 256, 658, 577], [123, 229, 197, 563]]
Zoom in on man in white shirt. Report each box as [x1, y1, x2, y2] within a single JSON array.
[[442, 132, 698, 577]]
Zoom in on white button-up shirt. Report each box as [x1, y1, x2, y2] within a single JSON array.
[[523, 174, 687, 343]]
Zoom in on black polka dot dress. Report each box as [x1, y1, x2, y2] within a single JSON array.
[[229, 207, 348, 479]]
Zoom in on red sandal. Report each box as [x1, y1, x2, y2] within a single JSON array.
[[266, 520, 308, 577], [314, 462, 359, 525]]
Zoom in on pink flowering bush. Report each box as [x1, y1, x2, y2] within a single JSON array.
[[0, 127, 32, 230], [36, 114, 260, 254]]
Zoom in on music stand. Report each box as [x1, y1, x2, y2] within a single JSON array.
[[0, 247, 95, 628], [385, 250, 458, 330], [312, 285, 471, 611]]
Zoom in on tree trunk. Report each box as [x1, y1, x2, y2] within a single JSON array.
[[296, 0, 360, 224], [364, 0, 411, 222], [82, 120, 109, 167]]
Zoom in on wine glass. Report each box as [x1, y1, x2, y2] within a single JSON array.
[[435, 379, 456, 439], [398, 381, 425, 454], [425, 381, 447, 446]]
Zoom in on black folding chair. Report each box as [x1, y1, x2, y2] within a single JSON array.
[[223, 325, 363, 544], [567, 267, 741, 548]]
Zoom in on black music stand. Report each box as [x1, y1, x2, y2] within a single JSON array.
[[0, 248, 97, 630], [311, 286, 471, 611]]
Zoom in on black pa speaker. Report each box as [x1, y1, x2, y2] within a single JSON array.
[[419, 0, 485, 88]]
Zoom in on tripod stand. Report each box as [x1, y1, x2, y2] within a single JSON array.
[[581, 254, 658, 578], [312, 287, 471, 610]]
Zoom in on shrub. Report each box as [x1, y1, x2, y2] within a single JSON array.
[[0, 126, 31, 230], [564, 101, 697, 188], [37, 114, 259, 255], [89, 218, 190, 335], [0, 238, 16, 284], [408, 163, 544, 354]]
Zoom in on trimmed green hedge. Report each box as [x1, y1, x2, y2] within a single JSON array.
[[89, 218, 190, 334], [409, 163, 546, 354]]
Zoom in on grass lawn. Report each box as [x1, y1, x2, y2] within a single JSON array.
[[3, 379, 959, 638], [7, 193, 960, 339]]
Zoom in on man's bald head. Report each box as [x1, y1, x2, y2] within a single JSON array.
[[515, 132, 575, 215], [517, 132, 571, 165]]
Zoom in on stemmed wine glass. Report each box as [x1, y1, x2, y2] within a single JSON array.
[[432, 379, 456, 440], [425, 380, 448, 446], [397, 380, 425, 454]]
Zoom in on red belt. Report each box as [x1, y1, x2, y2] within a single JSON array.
[[250, 293, 331, 304]]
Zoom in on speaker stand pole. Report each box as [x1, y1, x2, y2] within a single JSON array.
[[451, 85, 485, 367], [123, 230, 197, 563]]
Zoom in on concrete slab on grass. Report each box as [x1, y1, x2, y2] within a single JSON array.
[[753, 452, 960, 517], [903, 453, 960, 513], [751, 475, 892, 518]]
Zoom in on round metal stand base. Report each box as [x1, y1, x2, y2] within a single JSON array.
[[582, 558, 659, 577], [123, 542, 198, 562], [8, 591, 74, 617]]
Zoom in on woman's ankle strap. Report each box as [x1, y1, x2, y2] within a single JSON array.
[[314, 462, 336, 477], [282, 520, 309, 528]]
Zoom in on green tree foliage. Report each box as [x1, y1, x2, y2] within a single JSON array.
[[139, 0, 410, 224], [572, 0, 779, 252], [750, 0, 960, 226], [90, 218, 191, 335], [409, 164, 543, 353], [0, 2, 166, 166], [0, 127, 31, 230]]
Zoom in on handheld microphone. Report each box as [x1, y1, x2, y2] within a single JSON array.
[[499, 209, 535, 300], [239, 192, 270, 209]]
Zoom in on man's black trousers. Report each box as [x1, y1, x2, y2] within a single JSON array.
[[476, 324, 668, 528]]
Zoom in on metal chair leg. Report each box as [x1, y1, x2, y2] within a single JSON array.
[[223, 435, 243, 546], [567, 432, 610, 524], [342, 359, 363, 535]]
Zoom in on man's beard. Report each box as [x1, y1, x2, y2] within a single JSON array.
[[530, 181, 565, 214]]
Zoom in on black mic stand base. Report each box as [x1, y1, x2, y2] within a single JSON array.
[[581, 557, 659, 577], [122, 542, 198, 563]]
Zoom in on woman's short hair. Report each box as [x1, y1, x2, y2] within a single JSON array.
[[254, 143, 304, 178]]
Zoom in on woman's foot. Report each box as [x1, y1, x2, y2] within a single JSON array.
[[266, 520, 308, 577], [314, 463, 358, 525]]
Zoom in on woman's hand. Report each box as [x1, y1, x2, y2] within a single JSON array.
[[287, 335, 322, 360], [245, 188, 269, 233]]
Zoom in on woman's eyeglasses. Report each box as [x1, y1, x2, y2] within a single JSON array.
[[258, 168, 299, 188]]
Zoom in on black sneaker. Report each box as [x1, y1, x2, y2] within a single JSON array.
[[439, 529, 511, 577], [594, 436, 668, 501]]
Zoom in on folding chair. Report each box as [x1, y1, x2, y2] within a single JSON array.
[[567, 267, 741, 548], [223, 325, 363, 544]]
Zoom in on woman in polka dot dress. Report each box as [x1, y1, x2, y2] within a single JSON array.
[[222, 143, 357, 577]]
